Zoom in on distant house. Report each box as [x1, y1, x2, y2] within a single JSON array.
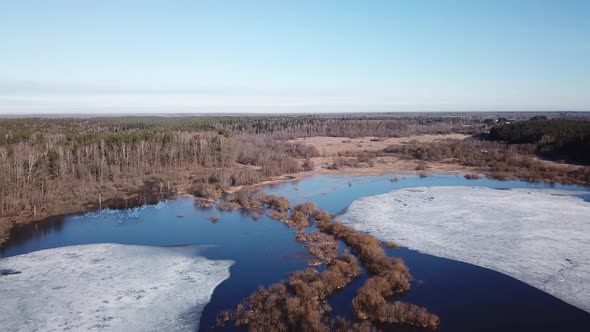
[[495, 117, 514, 125]]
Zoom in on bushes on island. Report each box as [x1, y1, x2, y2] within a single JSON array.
[[294, 202, 318, 216], [230, 188, 265, 210], [230, 254, 362, 332], [296, 230, 339, 265], [210, 192, 439, 330], [317, 220, 440, 329], [263, 194, 291, 212], [290, 210, 310, 229]]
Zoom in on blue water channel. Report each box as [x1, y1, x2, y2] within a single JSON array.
[[2, 174, 589, 331]]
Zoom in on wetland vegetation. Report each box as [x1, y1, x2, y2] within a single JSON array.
[[2, 173, 590, 332], [214, 186, 439, 331], [2, 114, 590, 331], [2, 113, 589, 245]]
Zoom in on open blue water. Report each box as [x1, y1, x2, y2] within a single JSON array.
[[2, 174, 589, 331]]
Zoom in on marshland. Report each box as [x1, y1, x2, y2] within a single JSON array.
[[2, 114, 590, 331], [3, 1, 590, 330]]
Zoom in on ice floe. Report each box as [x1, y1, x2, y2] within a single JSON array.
[[0, 243, 232, 331], [340, 186, 590, 312]]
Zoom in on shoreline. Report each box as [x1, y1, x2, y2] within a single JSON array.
[[0, 157, 585, 247], [339, 186, 590, 313], [0, 243, 234, 331], [0, 165, 432, 247]]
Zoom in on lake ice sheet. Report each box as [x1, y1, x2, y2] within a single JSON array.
[[340, 186, 590, 313], [0, 243, 233, 332]]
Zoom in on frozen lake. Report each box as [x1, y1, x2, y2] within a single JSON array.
[[2, 174, 590, 331], [0, 244, 232, 332], [340, 186, 590, 313]]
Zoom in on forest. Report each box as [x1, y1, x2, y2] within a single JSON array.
[[489, 119, 590, 164]]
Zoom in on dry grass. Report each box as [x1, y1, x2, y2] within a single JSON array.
[[289, 134, 469, 156]]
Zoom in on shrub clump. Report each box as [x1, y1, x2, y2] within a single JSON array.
[[294, 202, 318, 215], [296, 230, 339, 265], [230, 187, 265, 210], [415, 161, 428, 170], [190, 182, 222, 199], [194, 197, 215, 208], [383, 240, 397, 249], [263, 194, 291, 212], [287, 202, 318, 229], [352, 272, 438, 328], [302, 158, 315, 171], [289, 210, 310, 229], [216, 200, 240, 211], [208, 214, 220, 223], [328, 157, 360, 170], [313, 209, 332, 223], [317, 221, 391, 274], [217, 193, 439, 330], [332, 317, 380, 332], [228, 254, 363, 332], [318, 220, 439, 329], [267, 210, 288, 221]]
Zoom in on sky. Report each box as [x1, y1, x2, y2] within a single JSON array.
[[0, 0, 589, 114]]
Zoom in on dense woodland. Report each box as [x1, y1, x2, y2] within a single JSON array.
[[489, 119, 590, 164], [0, 130, 314, 222], [382, 138, 590, 184], [0, 114, 477, 143]]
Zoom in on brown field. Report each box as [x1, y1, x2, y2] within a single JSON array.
[[288, 134, 469, 156]]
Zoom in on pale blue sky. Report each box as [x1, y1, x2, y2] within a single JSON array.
[[0, 0, 588, 113]]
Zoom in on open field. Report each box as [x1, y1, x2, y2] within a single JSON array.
[[288, 133, 469, 156]]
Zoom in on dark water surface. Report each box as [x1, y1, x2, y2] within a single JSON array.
[[2, 174, 590, 331]]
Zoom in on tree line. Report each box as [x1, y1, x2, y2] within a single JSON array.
[[0, 114, 479, 145], [489, 119, 590, 164], [0, 127, 320, 229]]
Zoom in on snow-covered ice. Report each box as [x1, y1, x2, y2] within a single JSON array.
[[339, 186, 590, 312], [0, 243, 233, 331]]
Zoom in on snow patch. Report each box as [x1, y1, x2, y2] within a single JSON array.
[[340, 186, 590, 312], [0, 243, 233, 331]]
